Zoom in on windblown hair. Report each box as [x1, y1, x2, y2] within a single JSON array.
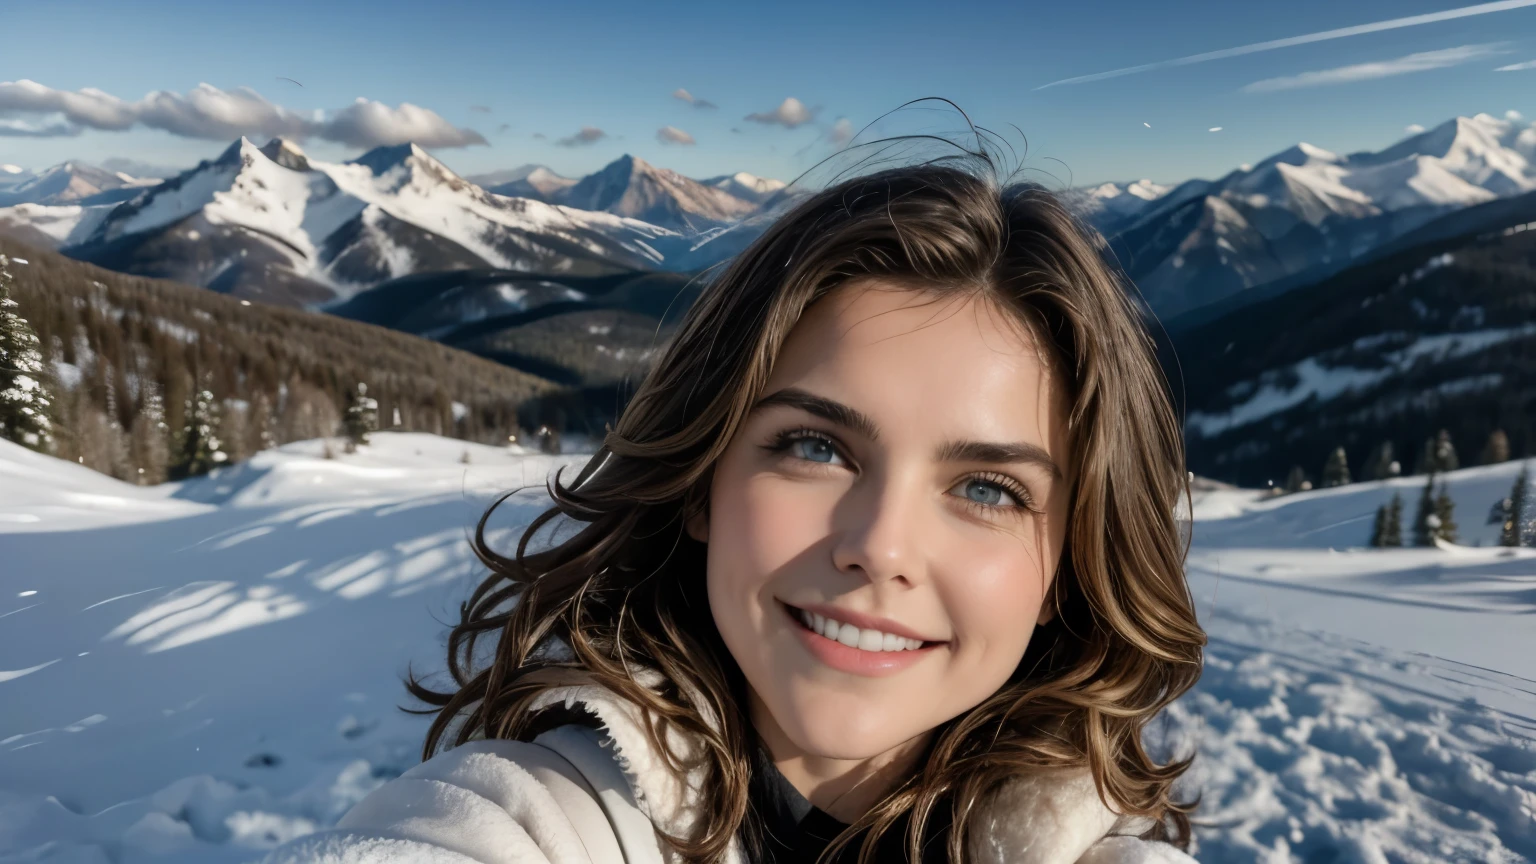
[[406, 102, 1206, 863]]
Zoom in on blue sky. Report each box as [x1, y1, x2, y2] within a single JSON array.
[[3, 0, 1536, 188]]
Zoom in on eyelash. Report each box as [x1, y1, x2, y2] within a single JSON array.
[[762, 427, 1039, 519]]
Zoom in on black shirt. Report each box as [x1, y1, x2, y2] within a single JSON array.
[[746, 743, 953, 864]]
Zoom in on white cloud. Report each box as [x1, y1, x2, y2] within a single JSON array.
[[745, 97, 815, 128], [0, 79, 486, 148], [1496, 59, 1536, 70], [671, 88, 717, 110], [828, 117, 855, 147], [1036, 0, 1536, 89], [324, 98, 486, 148], [556, 126, 608, 147], [1508, 109, 1524, 120], [1209, 126, 1224, 132], [1241, 44, 1505, 92], [0, 117, 80, 137], [656, 125, 695, 145], [1405, 123, 1427, 133]]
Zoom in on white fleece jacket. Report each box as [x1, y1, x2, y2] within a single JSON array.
[[261, 672, 1198, 864]]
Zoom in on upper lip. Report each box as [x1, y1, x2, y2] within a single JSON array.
[[788, 601, 944, 644]]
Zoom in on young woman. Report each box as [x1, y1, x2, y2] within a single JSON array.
[[263, 124, 1206, 864]]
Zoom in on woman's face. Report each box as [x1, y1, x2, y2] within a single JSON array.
[[689, 279, 1073, 764]]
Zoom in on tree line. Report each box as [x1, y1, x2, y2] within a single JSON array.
[[0, 238, 568, 483]]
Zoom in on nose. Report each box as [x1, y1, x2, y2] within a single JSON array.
[[830, 469, 924, 586]]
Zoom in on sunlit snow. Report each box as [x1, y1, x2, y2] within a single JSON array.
[[1, 435, 1532, 862]]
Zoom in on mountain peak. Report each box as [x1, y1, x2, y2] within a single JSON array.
[[1296, 142, 1341, 162], [350, 142, 454, 176], [259, 138, 310, 172], [214, 136, 262, 167]]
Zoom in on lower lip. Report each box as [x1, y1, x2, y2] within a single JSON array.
[[782, 603, 942, 677]]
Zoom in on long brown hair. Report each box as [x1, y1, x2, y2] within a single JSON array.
[[406, 100, 1206, 863]]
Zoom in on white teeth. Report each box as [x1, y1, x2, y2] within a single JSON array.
[[794, 607, 927, 653], [836, 621, 860, 647]]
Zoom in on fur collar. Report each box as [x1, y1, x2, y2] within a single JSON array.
[[524, 669, 1153, 863]]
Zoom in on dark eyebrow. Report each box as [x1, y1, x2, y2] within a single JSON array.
[[751, 387, 1063, 480]]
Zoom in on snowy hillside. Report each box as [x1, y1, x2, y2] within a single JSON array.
[[1, 435, 1532, 862]]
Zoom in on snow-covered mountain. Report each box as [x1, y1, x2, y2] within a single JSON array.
[[0, 160, 161, 207], [474, 165, 579, 202], [4, 138, 694, 307], [0, 146, 788, 305], [1109, 113, 1536, 317], [548, 154, 762, 233], [701, 171, 789, 205], [1061, 179, 1172, 229], [1172, 186, 1536, 487], [464, 164, 545, 188]]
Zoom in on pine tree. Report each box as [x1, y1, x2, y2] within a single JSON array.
[[129, 384, 169, 485], [168, 383, 227, 480], [0, 253, 55, 452], [1284, 465, 1308, 494], [1501, 463, 1529, 547], [245, 389, 277, 455], [1323, 446, 1351, 487], [342, 381, 379, 452], [1370, 503, 1387, 547], [1366, 441, 1399, 481], [1383, 493, 1404, 547], [1432, 482, 1458, 544], [1481, 429, 1510, 465], [1433, 429, 1458, 473], [1413, 472, 1437, 547]]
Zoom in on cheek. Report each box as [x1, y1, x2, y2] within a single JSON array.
[[707, 469, 829, 592], [944, 539, 1054, 664]]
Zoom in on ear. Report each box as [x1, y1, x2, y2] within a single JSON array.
[[685, 506, 709, 544]]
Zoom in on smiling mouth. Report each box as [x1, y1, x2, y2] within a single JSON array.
[[782, 602, 939, 653]]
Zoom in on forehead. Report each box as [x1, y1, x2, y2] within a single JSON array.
[[766, 279, 1065, 437]]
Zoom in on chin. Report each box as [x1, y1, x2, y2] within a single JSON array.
[[773, 686, 921, 761]]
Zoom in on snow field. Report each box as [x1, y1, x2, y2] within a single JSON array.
[[1, 435, 1532, 862]]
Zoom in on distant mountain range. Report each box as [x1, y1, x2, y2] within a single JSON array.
[[0, 161, 160, 207], [1170, 185, 1536, 486], [0, 141, 795, 308], [3, 111, 1534, 324], [3, 111, 1533, 479], [1086, 113, 1536, 317]]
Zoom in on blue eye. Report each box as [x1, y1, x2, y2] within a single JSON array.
[[962, 479, 1005, 506], [790, 436, 837, 463]]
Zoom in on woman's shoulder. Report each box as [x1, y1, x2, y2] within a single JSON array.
[[259, 727, 661, 864], [968, 767, 1200, 864]]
